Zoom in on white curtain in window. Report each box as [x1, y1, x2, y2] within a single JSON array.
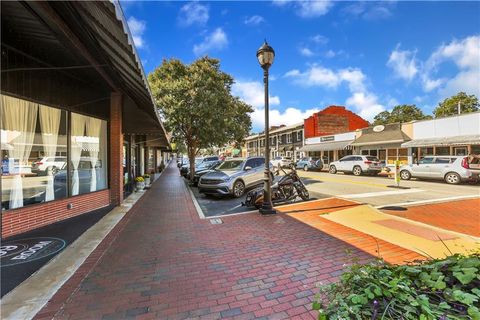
[[86, 117, 101, 192], [1, 95, 38, 209], [71, 113, 87, 196], [39, 105, 61, 201]]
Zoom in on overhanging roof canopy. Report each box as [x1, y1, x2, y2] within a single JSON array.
[[401, 135, 480, 148], [351, 123, 410, 147], [300, 140, 354, 152]]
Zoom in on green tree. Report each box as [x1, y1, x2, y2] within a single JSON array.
[[373, 104, 432, 125], [148, 57, 253, 178], [433, 92, 479, 118]]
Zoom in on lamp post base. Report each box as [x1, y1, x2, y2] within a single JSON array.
[[259, 206, 277, 215]]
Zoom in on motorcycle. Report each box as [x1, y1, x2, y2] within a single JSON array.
[[242, 164, 309, 209]]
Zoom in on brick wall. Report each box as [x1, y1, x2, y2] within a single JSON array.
[[1, 190, 110, 239], [109, 92, 123, 206], [304, 106, 370, 138]]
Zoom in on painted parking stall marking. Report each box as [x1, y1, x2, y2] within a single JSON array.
[[340, 188, 424, 199], [0, 237, 66, 267]]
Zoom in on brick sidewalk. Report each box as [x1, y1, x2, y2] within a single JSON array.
[[34, 163, 414, 320], [382, 198, 480, 237]]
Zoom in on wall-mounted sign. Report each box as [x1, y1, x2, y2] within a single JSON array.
[[320, 136, 335, 142], [0, 237, 66, 267], [373, 125, 385, 132]]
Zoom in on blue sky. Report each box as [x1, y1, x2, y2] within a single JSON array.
[[121, 1, 480, 132]]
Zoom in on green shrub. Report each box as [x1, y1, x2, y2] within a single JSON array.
[[313, 253, 480, 320]]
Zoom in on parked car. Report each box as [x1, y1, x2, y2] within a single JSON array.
[[329, 155, 382, 176], [192, 160, 223, 186], [198, 157, 272, 198], [271, 156, 292, 169], [399, 156, 476, 184], [295, 157, 323, 171], [31, 156, 66, 175]]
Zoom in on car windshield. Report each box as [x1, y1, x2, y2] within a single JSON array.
[[366, 156, 379, 162], [217, 160, 244, 171], [198, 161, 215, 169]]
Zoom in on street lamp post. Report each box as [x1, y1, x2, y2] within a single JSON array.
[[256, 40, 276, 215]]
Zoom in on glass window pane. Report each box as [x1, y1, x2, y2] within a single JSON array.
[[70, 113, 108, 196], [1, 95, 67, 210]]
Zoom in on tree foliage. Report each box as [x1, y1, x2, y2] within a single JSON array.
[[148, 57, 253, 178], [433, 92, 479, 118], [373, 105, 432, 125]]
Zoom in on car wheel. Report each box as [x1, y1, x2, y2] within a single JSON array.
[[303, 165, 309, 172], [445, 172, 461, 185], [353, 166, 362, 176], [329, 165, 337, 174], [400, 170, 411, 180], [232, 180, 245, 198]]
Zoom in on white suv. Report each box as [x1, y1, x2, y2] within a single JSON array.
[[271, 156, 292, 169], [31, 156, 66, 175], [399, 156, 476, 184], [329, 155, 382, 176]]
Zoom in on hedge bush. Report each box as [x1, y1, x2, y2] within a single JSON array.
[[313, 253, 480, 320]]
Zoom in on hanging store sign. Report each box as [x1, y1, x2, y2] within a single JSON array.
[[0, 237, 66, 267], [320, 136, 335, 142]]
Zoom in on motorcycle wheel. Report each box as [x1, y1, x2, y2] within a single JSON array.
[[297, 185, 309, 200]]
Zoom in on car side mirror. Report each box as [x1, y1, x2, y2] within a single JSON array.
[[245, 166, 252, 171]]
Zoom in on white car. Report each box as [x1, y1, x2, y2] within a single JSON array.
[[31, 156, 66, 175], [399, 156, 477, 184], [271, 156, 292, 169], [329, 155, 382, 176]]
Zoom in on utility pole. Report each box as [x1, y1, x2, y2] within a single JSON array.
[[458, 101, 461, 114]]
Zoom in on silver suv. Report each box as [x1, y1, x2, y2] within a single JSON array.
[[198, 157, 270, 197], [400, 156, 475, 184]]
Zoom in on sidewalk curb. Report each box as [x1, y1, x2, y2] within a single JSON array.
[[0, 163, 170, 320], [184, 180, 206, 219]]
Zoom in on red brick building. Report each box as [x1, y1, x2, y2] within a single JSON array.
[[304, 106, 369, 138]]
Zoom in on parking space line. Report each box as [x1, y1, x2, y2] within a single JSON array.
[[340, 189, 424, 199], [300, 173, 389, 189], [185, 180, 205, 219], [374, 194, 480, 209]]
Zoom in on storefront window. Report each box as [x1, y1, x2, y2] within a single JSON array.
[[454, 147, 467, 156], [1, 95, 67, 210], [70, 113, 108, 196], [471, 145, 480, 155], [420, 147, 434, 156], [435, 147, 450, 155]]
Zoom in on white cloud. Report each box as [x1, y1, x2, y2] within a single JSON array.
[[244, 15, 265, 26], [178, 2, 209, 27], [251, 107, 320, 129], [233, 80, 314, 129], [232, 81, 280, 108], [127, 17, 146, 49], [193, 28, 228, 56], [285, 64, 385, 120], [422, 35, 480, 96], [387, 45, 418, 81], [325, 50, 336, 58], [310, 34, 329, 45], [346, 92, 384, 120], [343, 2, 395, 20], [274, 0, 333, 18], [299, 47, 314, 57]]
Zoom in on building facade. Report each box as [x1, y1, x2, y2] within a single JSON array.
[[304, 106, 369, 138], [245, 123, 304, 161], [1, 1, 170, 238]]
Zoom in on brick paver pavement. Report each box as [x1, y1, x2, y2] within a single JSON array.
[[34, 163, 418, 320], [382, 198, 480, 237]]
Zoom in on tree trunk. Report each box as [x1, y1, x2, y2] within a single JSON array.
[[188, 145, 196, 181]]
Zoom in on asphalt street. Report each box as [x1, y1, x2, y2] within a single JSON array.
[[298, 170, 480, 208]]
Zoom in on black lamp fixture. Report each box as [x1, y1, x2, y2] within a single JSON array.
[[256, 40, 276, 215]]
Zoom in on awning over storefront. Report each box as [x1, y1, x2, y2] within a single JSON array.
[[300, 140, 354, 152], [350, 123, 410, 147], [401, 135, 480, 148]]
